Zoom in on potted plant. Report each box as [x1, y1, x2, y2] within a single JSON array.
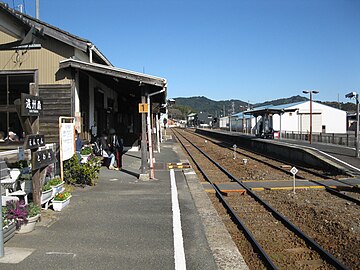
[[80, 146, 93, 163], [5, 201, 41, 234], [52, 191, 72, 211], [41, 181, 53, 204], [2, 207, 16, 242], [48, 176, 65, 196]]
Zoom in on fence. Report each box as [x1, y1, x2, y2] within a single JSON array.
[[281, 131, 356, 147]]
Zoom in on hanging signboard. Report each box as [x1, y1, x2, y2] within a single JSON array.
[[23, 134, 45, 150], [32, 149, 55, 170], [21, 93, 43, 116]]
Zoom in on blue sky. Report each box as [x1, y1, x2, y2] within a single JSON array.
[[4, 0, 360, 103]]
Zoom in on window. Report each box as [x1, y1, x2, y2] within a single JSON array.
[[0, 72, 35, 143]]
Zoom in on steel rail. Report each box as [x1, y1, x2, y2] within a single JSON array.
[[189, 129, 333, 179], [173, 128, 349, 270], [172, 129, 278, 269], [186, 129, 360, 205]]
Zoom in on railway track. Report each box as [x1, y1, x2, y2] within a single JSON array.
[[172, 128, 354, 270], [181, 128, 360, 205]]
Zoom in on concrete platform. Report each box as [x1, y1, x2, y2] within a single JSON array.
[[2, 136, 248, 270]]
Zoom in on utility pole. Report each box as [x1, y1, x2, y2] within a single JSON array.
[[302, 90, 319, 144], [36, 0, 40, 19]]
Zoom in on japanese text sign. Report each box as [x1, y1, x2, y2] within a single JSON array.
[[21, 93, 43, 116], [32, 149, 55, 170], [23, 134, 45, 150]]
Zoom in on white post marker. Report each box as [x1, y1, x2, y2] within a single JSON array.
[[170, 169, 186, 270], [290, 167, 298, 194], [233, 144, 237, 159]]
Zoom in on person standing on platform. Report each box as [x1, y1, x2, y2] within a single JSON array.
[[109, 128, 123, 170], [75, 129, 83, 152]]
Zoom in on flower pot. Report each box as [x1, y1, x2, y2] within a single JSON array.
[[51, 181, 65, 197], [16, 214, 40, 234], [41, 189, 53, 204], [3, 221, 16, 242], [80, 154, 90, 163], [52, 195, 72, 211]]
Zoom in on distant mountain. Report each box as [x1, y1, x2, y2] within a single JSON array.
[[170, 95, 356, 119], [173, 96, 248, 118], [254, 95, 307, 107]]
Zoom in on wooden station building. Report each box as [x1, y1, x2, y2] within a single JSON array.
[[0, 3, 167, 155]]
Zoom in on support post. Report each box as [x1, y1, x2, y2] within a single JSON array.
[[156, 114, 161, 153], [356, 95, 359, 158], [140, 95, 148, 176], [147, 94, 154, 179], [0, 183, 3, 258], [146, 88, 166, 179], [310, 92, 313, 144]]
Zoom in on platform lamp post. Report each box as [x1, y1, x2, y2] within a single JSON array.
[[345, 91, 359, 158], [302, 90, 319, 144]]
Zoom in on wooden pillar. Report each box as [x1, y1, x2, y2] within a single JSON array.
[[140, 95, 147, 175]]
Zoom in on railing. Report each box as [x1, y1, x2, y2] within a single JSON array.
[[281, 131, 356, 147]]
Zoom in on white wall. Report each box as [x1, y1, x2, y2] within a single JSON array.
[[272, 101, 346, 134], [219, 116, 229, 128]]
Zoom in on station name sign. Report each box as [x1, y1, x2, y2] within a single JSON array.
[[32, 149, 55, 170], [24, 134, 45, 150], [21, 93, 43, 116]]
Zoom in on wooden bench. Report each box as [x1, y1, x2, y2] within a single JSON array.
[[0, 160, 28, 205]]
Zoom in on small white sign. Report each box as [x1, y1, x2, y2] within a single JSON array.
[[290, 167, 298, 175], [60, 123, 75, 161]]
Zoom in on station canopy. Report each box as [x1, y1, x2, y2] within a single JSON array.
[[59, 59, 167, 104], [244, 103, 300, 117]]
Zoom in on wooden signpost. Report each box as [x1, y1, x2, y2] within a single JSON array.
[[14, 93, 47, 207]]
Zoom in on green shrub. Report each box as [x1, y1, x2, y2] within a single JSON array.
[[54, 191, 71, 201], [80, 146, 93, 155], [42, 182, 52, 192], [48, 177, 63, 186], [64, 154, 102, 186], [28, 203, 41, 218]]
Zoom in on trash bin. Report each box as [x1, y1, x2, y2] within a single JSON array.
[[274, 131, 280, 139]]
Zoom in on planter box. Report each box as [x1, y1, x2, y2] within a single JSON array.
[[16, 214, 40, 234], [3, 221, 16, 242], [52, 196, 72, 211], [41, 189, 53, 204], [51, 181, 65, 197], [80, 154, 91, 163]]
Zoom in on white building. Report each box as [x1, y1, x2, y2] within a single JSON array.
[[221, 101, 347, 134], [270, 101, 346, 134]]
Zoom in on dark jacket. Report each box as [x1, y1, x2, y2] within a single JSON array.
[[109, 134, 123, 154]]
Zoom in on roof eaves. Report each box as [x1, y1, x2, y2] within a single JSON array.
[[0, 2, 89, 52], [90, 44, 112, 66], [59, 58, 167, 87]]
